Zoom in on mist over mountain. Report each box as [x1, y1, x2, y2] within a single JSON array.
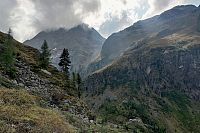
[[24, 24, 105, 72]]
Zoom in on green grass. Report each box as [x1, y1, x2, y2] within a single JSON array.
[[0, 88, 76, 133]]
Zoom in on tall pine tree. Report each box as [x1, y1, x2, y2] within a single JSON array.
[[72, 72, 77, 88], [59, 48, 71, 79], [77, 73, 81, 86], [39, 40, 51, 69], [0, 28, 16, 78], [77, 73, 82, 98], [198, 14, 200, 32]]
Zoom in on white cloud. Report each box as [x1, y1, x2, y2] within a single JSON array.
[[143, 0, 191, 19], [84, 0, 147, 37], [10, 0, 37, 41], [2, 0, 100, 41], [0, 0, 198, 41]]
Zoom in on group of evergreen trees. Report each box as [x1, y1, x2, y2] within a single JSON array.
[[39, 40, 82, 97]]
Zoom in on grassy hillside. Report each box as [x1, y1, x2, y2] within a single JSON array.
[[0, 87, 76, 133], [0, 32, 39, 65], [0, 31, 75, 95]]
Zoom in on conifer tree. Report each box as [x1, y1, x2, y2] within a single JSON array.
[[72, 72, 76, 82], [77, 73, 82, 98], [59, 48, 71, 79], [71, 72, 77, 88], [77, 73, 81, 85], [0, 28, 16, 78], [198, 14, 200, 32], [39, 40, 51, 69]]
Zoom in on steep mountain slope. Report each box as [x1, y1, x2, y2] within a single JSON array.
[[24, 24, 105, 72], [83, 5, 200, 132], [87, 5, 200, 74], [0, 31, 128, 132]]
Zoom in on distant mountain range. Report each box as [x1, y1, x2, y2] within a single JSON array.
[[87, 5, 200, 74], [24, 24, 105, 73]]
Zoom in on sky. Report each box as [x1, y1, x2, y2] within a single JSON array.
[[0, 0, 199, 42]]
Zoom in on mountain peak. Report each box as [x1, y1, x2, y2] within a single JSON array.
[[173, 4, 197, 10], [69, 23, 95, 33], [159, 4, 197, 20], [33, 23, 92, 38], [24, 24, 105, 72], [76, 23, 90, 29]]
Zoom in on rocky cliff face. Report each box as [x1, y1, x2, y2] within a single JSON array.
[[85, 5, 200, 101], [85, 44, 200, 100], [87, 5, 200, 74], [24, 24, 105, 73]]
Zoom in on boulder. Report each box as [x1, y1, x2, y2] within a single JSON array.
[[41, 69, 52, 76]]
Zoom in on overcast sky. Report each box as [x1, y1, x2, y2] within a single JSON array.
[[0, 0, 199, 41]]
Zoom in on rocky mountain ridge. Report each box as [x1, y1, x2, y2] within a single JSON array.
[[87, 5, 200, 74]]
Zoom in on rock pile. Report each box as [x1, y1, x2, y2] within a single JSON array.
[[13, 60, 58, 98]]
